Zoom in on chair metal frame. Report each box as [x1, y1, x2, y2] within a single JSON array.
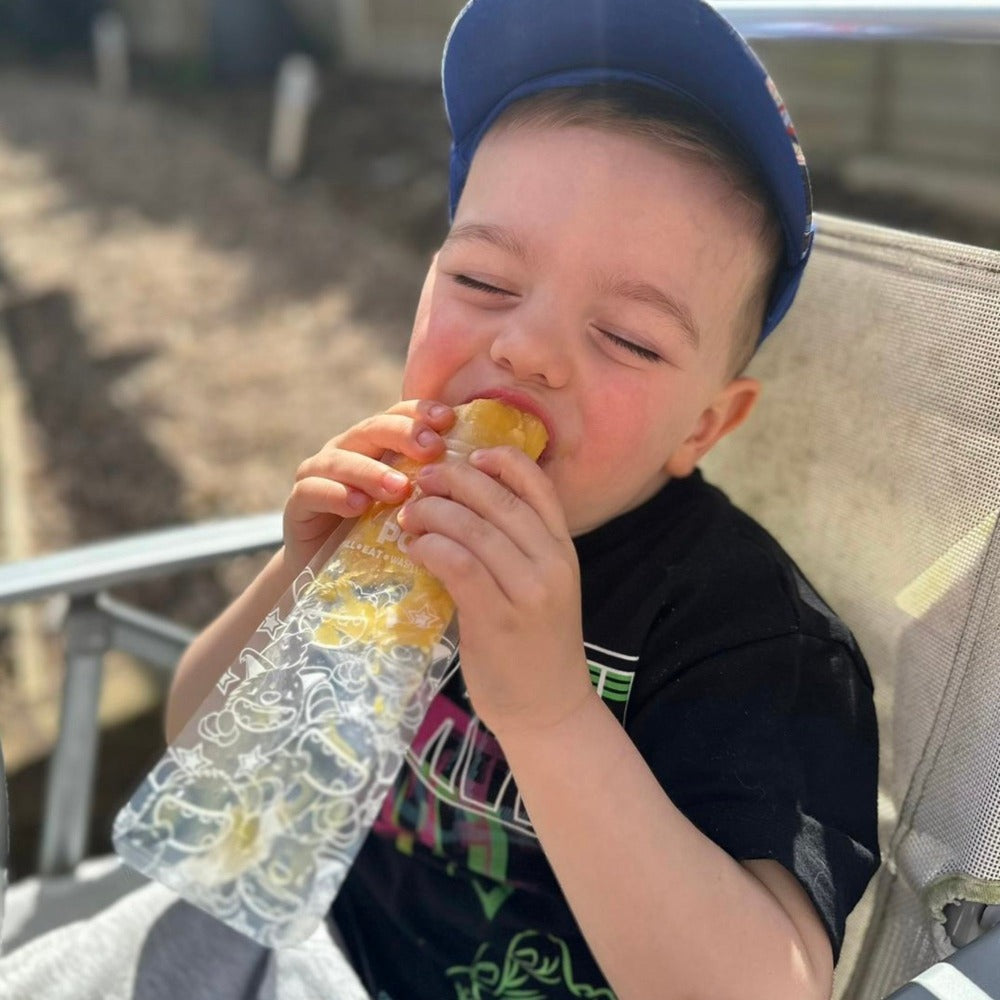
[[1, 1, 1000, 992], [0, 514, 282, 876]]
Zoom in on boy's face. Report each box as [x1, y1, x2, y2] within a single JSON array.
[[403, 124, 765, 535]]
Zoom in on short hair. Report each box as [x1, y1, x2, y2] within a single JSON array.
[[485, 84, 783, 376]]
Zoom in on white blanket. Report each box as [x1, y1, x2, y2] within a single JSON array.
[[0, 869, 370, 1000]]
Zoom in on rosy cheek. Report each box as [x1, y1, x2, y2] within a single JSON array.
[[585, 388, 654, 451], [402, 319, 472, 399]]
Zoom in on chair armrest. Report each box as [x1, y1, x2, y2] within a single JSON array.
[[887, 921, 1000, 998], [0, 513, 284, 877], [0, 513, 283, 605]]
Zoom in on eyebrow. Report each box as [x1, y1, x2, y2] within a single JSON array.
[[598, 274, 702, 352], [442, 222, 534, 266], [443, 222, 701, 351]]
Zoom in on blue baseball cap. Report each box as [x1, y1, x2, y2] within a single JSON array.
[[442, 0, 814, 343]]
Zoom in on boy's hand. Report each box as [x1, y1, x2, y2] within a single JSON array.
[[283, 400, 455, 569], [397, 446, 595, 737]]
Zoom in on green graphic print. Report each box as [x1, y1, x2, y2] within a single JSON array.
[[447, 931, 617, 1000], [586, 660, 635, 722]]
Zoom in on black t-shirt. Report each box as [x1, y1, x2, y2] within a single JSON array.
[[331, 470, 880, 999]]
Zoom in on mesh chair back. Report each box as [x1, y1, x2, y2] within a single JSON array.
[[701, 214, 1000, 999]]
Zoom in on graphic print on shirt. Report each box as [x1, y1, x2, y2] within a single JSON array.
[[584, 642, 638, 725], [446, 930, 617, 1000], [373, 642, 637, 887]]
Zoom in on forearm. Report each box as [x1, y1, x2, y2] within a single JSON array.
[[164, 546, 299, 741], [497, 691, 831, 1000]]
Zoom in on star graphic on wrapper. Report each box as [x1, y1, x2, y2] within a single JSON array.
[[405, 604, 442, 630], [172, 745, 209, 773], [259, 607, 286, 638], [235, 744, 269, 778], [216, 668, 241, 696]]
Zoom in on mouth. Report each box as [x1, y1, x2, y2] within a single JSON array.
[[463, 388, 555, 460]]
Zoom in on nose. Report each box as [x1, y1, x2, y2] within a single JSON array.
[[488, 318, 571, 388]]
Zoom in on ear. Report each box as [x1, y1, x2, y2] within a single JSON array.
[[664, 377, 761, 478]]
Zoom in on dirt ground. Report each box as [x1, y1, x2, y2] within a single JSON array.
[[0, 56, 997, 882], [0, 59, 454, 878]]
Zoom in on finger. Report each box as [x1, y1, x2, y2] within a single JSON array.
[[296, 401, 454, 506], [331, 401, 454, 466], [405, 514, 508, 606], [387, 398, 456, 430], [469, 446, 569, 540], [295, 451, 413, 505], [402, 495, 528, 602], [287, 475, 377, 524], [412, 451, 565, 555]]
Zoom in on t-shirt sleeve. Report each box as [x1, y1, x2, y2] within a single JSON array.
[[627, 631, 880, 962]]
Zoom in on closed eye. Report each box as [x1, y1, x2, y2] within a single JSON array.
[[601, 329, 664, 364], [453, 274, 511, 296]]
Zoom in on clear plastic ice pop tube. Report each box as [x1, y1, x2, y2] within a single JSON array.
[[112, 400, 547, 948]]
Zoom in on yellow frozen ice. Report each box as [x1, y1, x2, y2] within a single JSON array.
[[312, 399, 548, 654]]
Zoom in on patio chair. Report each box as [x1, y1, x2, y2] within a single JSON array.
[[701, 213, 1000, 998]]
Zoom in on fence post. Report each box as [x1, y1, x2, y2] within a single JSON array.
[[92, 11, 130, 99], [268, 54, 320, 181], [335, 0, 372, 70]]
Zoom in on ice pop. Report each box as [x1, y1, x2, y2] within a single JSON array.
[[112, 399, 547, 947]]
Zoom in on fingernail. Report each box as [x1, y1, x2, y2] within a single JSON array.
[[417, 428, 438, 447], [384, 470, 409, 491], [347, 490, 368, 510], [428, 404, 450, 420], [469, 449, 487, 464]]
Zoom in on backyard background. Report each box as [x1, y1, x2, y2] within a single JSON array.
[[0, 0, 998, 950]]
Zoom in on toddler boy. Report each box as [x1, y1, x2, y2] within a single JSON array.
[[168, 1, 880, 997]]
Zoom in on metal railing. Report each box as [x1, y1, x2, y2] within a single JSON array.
[[716, 1, 1000, 43]]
